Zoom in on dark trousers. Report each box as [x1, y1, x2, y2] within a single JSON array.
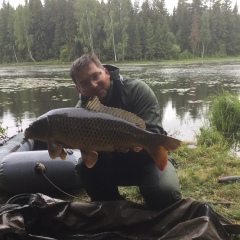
[[78, 150, 181, 211]]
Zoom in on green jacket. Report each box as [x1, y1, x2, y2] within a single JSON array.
[[76, 64, 166, 135]]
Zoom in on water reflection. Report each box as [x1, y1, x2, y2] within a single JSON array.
[[0, 64, 240, 141]]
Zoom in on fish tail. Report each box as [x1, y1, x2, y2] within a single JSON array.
[[160, 135, 181, 152], [146, 134, 181, 171], [146, 145, 168, 171]]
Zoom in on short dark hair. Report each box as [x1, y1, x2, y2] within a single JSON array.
[[70, 53, 103, 84]]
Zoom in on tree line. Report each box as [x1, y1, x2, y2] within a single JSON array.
[[0, 0, 239, 63]]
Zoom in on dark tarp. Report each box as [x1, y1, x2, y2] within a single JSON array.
[[0, 193, 239, 240]]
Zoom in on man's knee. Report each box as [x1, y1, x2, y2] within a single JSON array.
[[139, 161, 182, 210], [140, 185, 182, 211]]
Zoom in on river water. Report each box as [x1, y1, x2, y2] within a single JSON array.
[[0, 62, 240, 142]]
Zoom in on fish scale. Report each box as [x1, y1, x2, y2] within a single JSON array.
[[24, 97, 181, 171], [49, 113, 143, 149]]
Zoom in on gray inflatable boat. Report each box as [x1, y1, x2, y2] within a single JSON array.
[[0, 133, 81, 193]]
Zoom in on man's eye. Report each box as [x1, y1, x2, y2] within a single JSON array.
[[93, 72, 101, 80], [92, 75, 98, 80]]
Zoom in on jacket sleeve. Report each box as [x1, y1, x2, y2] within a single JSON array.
[[122, 79, 166, 135]]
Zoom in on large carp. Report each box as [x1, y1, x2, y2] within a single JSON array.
[[24, 97, 181, 171]]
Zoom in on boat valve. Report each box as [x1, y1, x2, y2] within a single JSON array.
[[34, 163, 47, 175]]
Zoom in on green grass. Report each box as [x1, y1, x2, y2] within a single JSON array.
[[208, 92, 240, 145], [173, 141, 240, 222], [1, 56, 240, 67], [175, 91, 240, 224]]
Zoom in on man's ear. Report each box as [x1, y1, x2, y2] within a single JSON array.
[[104, 67, 110, 75]]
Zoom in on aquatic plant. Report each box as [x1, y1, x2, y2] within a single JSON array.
[[196, 91, 240, 149], [0, 123, 7, 140], [211, 92, 240, 136]]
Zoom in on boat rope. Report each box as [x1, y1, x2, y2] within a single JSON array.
[[35, 163, 82, 200]]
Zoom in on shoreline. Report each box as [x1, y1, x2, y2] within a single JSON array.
[[1, 57, 240, 67]]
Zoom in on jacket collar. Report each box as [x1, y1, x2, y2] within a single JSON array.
[[103, 64, 121, 81]]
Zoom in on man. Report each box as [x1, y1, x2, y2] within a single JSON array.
[[70, 53, 181, 211]]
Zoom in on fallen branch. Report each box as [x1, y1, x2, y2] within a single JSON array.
[[218, 176, 240, 184]]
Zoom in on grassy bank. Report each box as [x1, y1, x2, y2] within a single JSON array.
[[1, 56, 240, 67], [118, 56, 240, 67], [175, 142, 240, 222], [122, 140, 240, 225]]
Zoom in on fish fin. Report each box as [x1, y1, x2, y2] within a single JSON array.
[[59, 149, 67, 160], [85, 96, 146, 129], [146, 135, 181, 171], [148, 146, 169, 171], [47, 141, 63, 159], [81, 150, 98, 168], [160, 135, 181, 151], [133, 146, 142, 152]]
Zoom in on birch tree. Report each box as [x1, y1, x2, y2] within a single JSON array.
[[29, 0, 46, 61], [14, 4, 35, 62], [104, 0, 120, 62], [200, 11, 211, 58], [74, 0, 101, 54]]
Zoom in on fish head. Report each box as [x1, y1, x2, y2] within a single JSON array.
[[24, 117, 49, 142]]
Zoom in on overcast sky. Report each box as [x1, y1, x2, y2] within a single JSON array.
[[0, 0, 239, 13]]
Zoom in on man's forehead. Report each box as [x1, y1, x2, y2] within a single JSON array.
[[77, 64, 101, 80], [83, 63, 101, 72]]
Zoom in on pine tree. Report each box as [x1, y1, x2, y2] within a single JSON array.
[[152, 0, 173, 59], [189, 10, 200, 57], [0, 2, 16, 62], [64, 0, 79, 60], [175, 0, 191, 53], [42, 0, 57, 59], [52, 0, 67, 58], [221, 0, 239, 55], [209, 0, 226, 56], [126, 0, 142, 60], [145, 19, 155, 60], [230, 1, 240, 55], [138, 0, 152, 60]]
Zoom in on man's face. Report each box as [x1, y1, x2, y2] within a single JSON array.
[[75, 63, 111, 102]]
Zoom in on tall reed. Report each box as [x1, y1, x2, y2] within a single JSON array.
[[196, 91, 240, 149]]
